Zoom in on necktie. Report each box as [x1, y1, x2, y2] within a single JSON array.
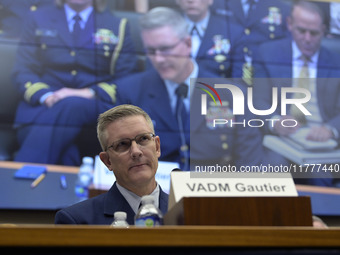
[[242, 59, 253, 86], [245, 0, 256, 17], [290, 57, 312, 125], [190, 25, 202, 40], [190, 25, 201, 58], [73, 14, 82, 47], [175, 83, 189, 170]]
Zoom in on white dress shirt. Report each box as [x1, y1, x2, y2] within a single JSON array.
[[185, 12, 210, 58], [116, 182, 160, 214]]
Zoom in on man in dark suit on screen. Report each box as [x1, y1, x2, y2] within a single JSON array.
[[253, 0, 340, 186]]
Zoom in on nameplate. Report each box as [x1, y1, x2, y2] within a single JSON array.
[[168, 171, 297, 210]]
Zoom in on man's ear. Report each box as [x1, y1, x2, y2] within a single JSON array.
[[99, 151, 113, 171], [155, 136, 161, 158]]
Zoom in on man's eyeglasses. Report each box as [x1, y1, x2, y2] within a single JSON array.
[[145, 39, 183, 56], [106, 133, 156, 153]]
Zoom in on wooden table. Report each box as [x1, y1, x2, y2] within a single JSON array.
[[0, 225, 339, 254]]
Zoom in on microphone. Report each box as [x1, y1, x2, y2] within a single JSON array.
[[175, 83, 188, 98], [171, 168, 183, 172], [175, 83, 189, 171]]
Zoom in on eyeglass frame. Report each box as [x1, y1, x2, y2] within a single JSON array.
[[106, 133, 156, 153], [144, 38, 184, 56]]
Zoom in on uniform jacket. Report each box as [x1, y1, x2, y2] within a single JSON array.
[[55, 182, 169, 225], [12, 4, 137, 125]]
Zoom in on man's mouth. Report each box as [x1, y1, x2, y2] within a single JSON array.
[[129, 163, 147, 170]]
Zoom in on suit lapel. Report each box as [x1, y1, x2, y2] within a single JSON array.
[[228, 0, 246, 25], [317, 48, 331, 78], [159, 187, 169, 215], [315, 48, 331, 120], [103, 183, 135, 224], [145, 72, 178, 131], [196, 15, 216, 58], [81, 10, 96, 47]]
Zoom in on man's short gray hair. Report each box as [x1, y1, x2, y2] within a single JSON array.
[[139, 7, 189, 39], [97, 104, 155, 151]]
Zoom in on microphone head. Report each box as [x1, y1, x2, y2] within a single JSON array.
[[171, 168, 183, 172], [176, 83, 188, 98]]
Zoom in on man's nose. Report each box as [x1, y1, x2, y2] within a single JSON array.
[[152, 50, 166, 62], [304, 31, 313, 42], [130, 141, 142, 158]]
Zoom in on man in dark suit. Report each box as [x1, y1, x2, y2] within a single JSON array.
[[253, 0, 340, 186], [116, 7, 264, 170], [175, 0, 243, 78], [12, 0, 137, 166], [55, 104, 168, 225]]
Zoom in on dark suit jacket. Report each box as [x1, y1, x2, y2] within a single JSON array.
[[253, 37, 340, 136], [116, 67, 264, 168], [55, 182, 169, 225]]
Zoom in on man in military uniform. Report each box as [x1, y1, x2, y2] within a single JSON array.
[[12, 0, 137, 165], [176, 0, 244, 78], [115, 7, 263, 170], [212, 0, 291, 83]]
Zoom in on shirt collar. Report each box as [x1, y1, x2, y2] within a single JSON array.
[[64, 3, 93, 25], [116, 182, 160, 214], [242, 0, 259, 5], [186, 11, 210, 37], [292, 40, 319, 64]]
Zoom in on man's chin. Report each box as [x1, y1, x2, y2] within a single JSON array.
[[301, 49, 316, 59], [157, 69, 175, 81], [130, 174, 154, 186]]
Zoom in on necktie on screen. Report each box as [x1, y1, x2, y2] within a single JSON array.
[[242, 61, 253, 86], [245, 0, 256, 17], [190, 25, 202, 40], [290, 56, 312, 125], [73, 14, 82, 47], [190, 24, 202, 58], [175, 83, 189, 170]]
